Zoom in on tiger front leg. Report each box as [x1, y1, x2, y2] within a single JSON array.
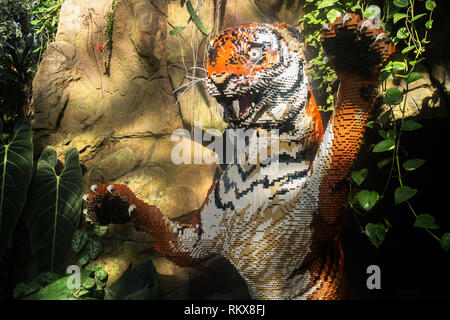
[[83, 184, 213, 266]]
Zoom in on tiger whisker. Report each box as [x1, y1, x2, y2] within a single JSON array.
[[174, 78, 206, 105], [173, 78, 205, 94], [190, 66, 207, 72]]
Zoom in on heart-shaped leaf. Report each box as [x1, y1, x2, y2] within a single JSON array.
[[72, 230, 89, 254], [0, 119, 33, 261], [88, 239, 102, 260], [351, 169, 368, 186], [384, 88, 404, 105], [357, 190, 379, 212], [365, 223, 386, 248], [393, 13, 407, 24], [396, 27, 409, 39], [425, 0, 436, 11], [364, 5, 381, 19], [405, 72, 424, 84], [377, 158, 392, 168], [394, 186, 417, 205], [27, 147, 83, 273], [402, 159, 426, 171], [413, 214, 439, 229], [401, 120, 422, 131], [441, 233, 450, 252], [373, 139, 395, 153]]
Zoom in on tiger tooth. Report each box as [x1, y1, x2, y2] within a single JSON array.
[[83, 194, 89, 202], [233, 99, 240, 117]]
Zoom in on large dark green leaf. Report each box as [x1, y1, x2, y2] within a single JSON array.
[[27, 147, 83, 273], [413, 214, 439, 229], [365, 223, 386, 248], [105, 259, 159, 300], [357, 190, 379, 212], [0, 119, 33, 261], [394, 185, 417, 205], [24, 268, 92, 300]]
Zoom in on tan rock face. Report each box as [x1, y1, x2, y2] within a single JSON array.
[[31, 0, 306, 219]]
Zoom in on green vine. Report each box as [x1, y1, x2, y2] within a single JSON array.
[[302, 0, 449, 251]]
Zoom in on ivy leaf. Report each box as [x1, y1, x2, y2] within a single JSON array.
[[88, 240, 102, 260], [377, 158, 393, 168], [441, 233, 450, 252], [394, 186, 417, 205], [373, 139, 395, 153], [425, 0, 436, 11], [411, 13, 427, 22], [326, 8, 342, 23], [394, 0, 409, 8], [352, 169, 368, 186], [363, 5, 381, 19], [425, 20, 433, 29], [317, 0, 338, 9], [405, 72, 423, 84], [402, 159, 426, 171], [72, 230, 89, 254], [402, 45, 415, 54], [384, 87, 403, 105], [393, 13, 407, 24], [392, 61, 406, 70], [365, 223, 386, 248], [93, 225, 108, 238], [186, 0, 208, 35], [397, 27, 409, 39], [413, 214, 439, 229], [357, 190, 379, 212], [401, 120, 422, 131], [169, 26, 185, 35]]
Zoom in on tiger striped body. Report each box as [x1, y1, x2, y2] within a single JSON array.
[[85, 14, 394, 299]]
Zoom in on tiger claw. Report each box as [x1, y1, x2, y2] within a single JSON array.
[[374, 32, 386, 43], [83, 194, 89, 202], [359, 20, 371, 32], [128, 204, 137, 218], [90, 185, 98, 194], [107, 185, 114, 194], [342, 13, 351, 25]]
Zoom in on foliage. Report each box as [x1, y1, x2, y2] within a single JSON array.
[[27, 146, 83, 273], [103, 0, 117, 47], [300, 0, 447, 250], [169, 0, 209, 36], [105, 259, 159, 300], [0, 0, 62, 121], [0, 119, 33, 261]]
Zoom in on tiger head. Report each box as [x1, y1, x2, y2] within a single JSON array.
[[206, 23, 309, 127]]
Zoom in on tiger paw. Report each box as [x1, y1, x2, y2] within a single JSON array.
[[83, 184, 139, 225], [321, 13, 395, 76]]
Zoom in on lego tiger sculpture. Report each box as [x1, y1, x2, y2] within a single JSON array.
[[84, 14, 394, 299]]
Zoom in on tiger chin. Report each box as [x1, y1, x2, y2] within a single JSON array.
[[85, 14, 394, 300]]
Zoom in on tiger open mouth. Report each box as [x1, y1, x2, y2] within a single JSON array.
[[215, 90, 261, 121]]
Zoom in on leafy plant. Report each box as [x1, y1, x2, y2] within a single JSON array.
[[0, 119, 33, 261], [27, 146, 83, 273], [169, 0, 209, 36], [301, 1, 448, 250]]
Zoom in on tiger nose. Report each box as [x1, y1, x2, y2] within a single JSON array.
[[210, 71, 230, 84]]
